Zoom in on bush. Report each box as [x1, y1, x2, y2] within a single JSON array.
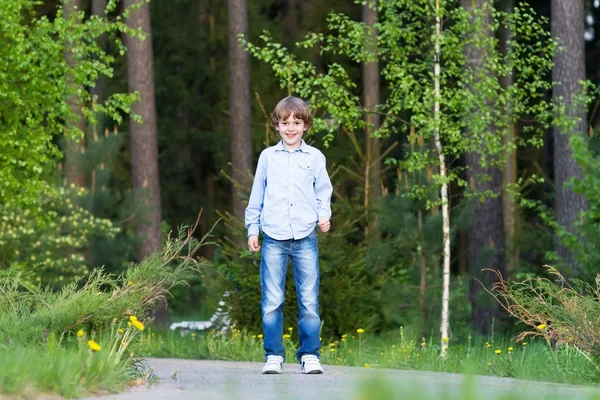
[[489, 266, 600, 368], [0, 225, 208, 345]]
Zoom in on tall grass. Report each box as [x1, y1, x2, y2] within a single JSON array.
[[0, 223, 210, 398]]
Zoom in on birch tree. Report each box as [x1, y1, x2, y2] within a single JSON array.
[[243, 0, 569, 355]]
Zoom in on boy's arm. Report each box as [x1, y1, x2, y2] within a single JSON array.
[[245, 152, 267, 237], [314, 153, 333, 221]]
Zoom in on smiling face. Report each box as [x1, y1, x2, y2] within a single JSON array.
[[276, 112, 307, 151]]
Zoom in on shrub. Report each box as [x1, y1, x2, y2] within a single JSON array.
[[488, 266, 600, 368], [0, 224, 208, 345]]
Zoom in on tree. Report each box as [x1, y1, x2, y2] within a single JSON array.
[[363, 0, 382, 235], [551, 0, 588, 276], [228, 0, 252, 221], [62, 0, 86, 188], [0, 0, 138, 210], [124, 0, 162, 261], [243, 0, 567, 352], [461, 0, 507, 335]]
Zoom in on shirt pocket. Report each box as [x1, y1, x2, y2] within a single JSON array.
[[298, 161, 315, 184]]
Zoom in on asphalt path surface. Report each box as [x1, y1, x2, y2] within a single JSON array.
[[87, 358, 600, 400]]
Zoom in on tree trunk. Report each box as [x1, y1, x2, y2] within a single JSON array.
[[433, 0, 451, 358], [499, 0, 517, 276], [91, 0, 107, 103], [125, 0, 167, 327], [363, 0, 381, 236], [462, 0, 507, 335], [63, 0, 86, 187], [124, 0, 162, 260], [228, 0, 252, 221], [551, 0, 587, 276]]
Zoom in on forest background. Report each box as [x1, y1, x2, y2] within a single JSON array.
[[3, 0, 600, 343]]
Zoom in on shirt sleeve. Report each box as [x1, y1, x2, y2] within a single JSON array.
[[245, 151, 267, 237], [314, 153, 333, 220]]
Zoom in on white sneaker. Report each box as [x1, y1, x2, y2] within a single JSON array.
[[262, 355, 284, 374], [300, 354, 323, 374]]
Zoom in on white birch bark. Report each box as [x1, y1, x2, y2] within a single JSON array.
[[433, 0, 451, 358]]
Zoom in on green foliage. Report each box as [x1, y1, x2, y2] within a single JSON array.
[[243, 1, 562, 198], [491, 266, 600, 370], [0, 226, 208, 346], [210, 208, 386, 337], [0, 0, 141, 208], [0, 184, 119, 284]]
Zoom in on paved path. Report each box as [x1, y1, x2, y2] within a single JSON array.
[[88, 358, 600, 400]]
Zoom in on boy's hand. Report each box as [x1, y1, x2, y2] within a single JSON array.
[[248, 235, 261, 252], [318, 218, 331, 233]]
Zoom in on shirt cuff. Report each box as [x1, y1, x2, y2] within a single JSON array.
[[247, 225, 260, 237]]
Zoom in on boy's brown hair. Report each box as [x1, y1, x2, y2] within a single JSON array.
[[269, 96, 313, 130]]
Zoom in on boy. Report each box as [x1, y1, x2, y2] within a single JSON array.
[[245, 96, 333, 375]]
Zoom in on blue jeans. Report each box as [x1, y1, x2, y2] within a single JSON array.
[[260, 230, 321, 362]]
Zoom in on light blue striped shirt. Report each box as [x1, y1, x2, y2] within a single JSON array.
[[245, 140, 333, 240]]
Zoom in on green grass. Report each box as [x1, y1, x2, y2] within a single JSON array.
[[0, 318, 151, 398], [0, 341, 132, 398], [135, 326, 600, 386]]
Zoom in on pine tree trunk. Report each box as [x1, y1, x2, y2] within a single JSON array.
[[499, 0, 517, 276], [363, 0, 381, 236], [551, 0, 587, 276], [433, 0, 451, 358], [63, 0, 86, 188], [125, 0, 167, 327], [124, 0, 162, 260], [228, 0, 252, 221], [461, 0, 507, 335]]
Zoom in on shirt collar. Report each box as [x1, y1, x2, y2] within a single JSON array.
[[275, 140, 311, 153]]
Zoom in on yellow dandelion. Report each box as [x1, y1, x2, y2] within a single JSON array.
[[341, 334, 348, 339], [283, 334, 291, 339], [128, 281, 134, 286], [363, 363, 370, 368], [486, 343, 491, 348], [508, 347, 513, 352], [132, 319, 145, 331], [118, 328, 124, 334], [129, 315, 138, 322], [357, 328, 365, 334], [252, 334, 257, 338], [536, 323, 547, 330], [330, 348, 335, 352], [288, 327, 293, 332], [258, 334, 263, 339], [442, 337, 449, 343], [87, 339, 102, 352], [495, 349, 501, 355], [522, 342, 527, 346], [487, 362, 492, 367], [191, 333, 196, 337], [76, 329, 84, 337]]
